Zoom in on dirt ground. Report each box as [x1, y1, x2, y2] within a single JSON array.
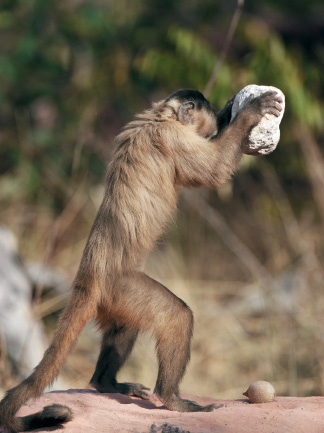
[[2, 389, 323, 433]]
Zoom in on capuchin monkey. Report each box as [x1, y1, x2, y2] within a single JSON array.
[[0, 89, 283, 432]]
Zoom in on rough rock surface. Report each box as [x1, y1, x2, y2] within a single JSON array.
[[231, 84, 285, 156], [2, 389, 324, 433]]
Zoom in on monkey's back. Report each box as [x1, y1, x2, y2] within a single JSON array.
[[77, 116, 179, 282]]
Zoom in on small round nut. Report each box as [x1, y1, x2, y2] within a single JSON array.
[[243, 380, 276, 403]]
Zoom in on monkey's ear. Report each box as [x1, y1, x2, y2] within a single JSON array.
[[178, 101, 195, 125]]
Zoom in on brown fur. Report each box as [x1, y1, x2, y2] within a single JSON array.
[[0, 89, 282, 432]]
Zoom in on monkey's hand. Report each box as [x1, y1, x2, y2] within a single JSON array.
[[231, 85, 285, 156], [243, 90, 283, 119]]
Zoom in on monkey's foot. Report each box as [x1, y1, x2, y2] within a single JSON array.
[[90, 380, 151, 400], [162, 395, 226, 412]]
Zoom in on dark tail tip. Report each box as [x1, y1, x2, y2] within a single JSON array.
[[20, 404, 73, 431]]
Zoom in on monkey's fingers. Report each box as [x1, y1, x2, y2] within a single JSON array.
[[259, 93, 283, 117], [266, 101, 283, 117], [261, 90, 280, 99], [274, 95, 284, 105], [260, 91, 283, 105]]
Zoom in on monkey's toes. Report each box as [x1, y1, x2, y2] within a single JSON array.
[[90, 380, 151, 399], [183, 401, 226, 412], [120, 382, 151, 400], [205, 403, 227, 411], [163, 395, 226, 412]]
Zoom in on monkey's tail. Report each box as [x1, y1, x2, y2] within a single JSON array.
[[0, 288, 95, 433]]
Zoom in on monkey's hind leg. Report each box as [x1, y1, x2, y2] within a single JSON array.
[[119, 273, 219, 412], [153, 295, 217, 412], [90, 325, 150, 399]]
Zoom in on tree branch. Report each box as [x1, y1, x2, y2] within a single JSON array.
[[203, 0, 244, 98]]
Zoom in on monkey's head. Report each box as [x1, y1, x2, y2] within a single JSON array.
[[160, 89, 219, 139]]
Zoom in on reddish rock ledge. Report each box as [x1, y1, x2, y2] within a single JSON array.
[[1, 389, 324, 433]]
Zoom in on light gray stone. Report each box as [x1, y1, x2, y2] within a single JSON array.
[[231, 84, 285, 155]]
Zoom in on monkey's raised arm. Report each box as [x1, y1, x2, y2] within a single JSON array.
[[161, 89, 283, 189]]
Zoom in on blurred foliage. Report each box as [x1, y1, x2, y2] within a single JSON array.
[[0, 0, 323, 213], [0, 0, 323, 212]]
